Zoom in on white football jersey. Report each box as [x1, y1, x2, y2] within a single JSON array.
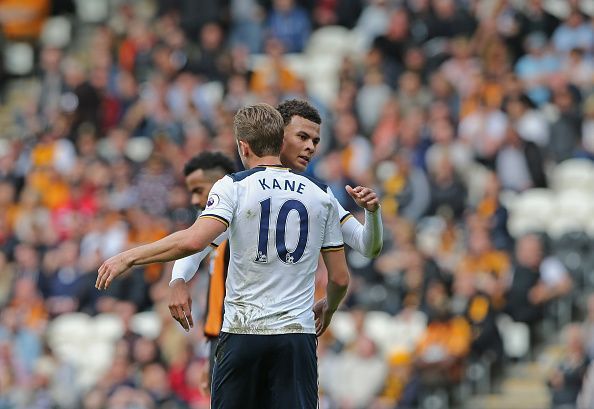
[[200, 165, 344, 335]]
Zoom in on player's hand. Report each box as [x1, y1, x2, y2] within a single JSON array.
[[313, 298, 334, 337], [96, 253, 133, 290], [169, 279, 194, 332], [346, 185, 380, 212]]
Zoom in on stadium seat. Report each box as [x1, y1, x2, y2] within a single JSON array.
[[508, 188, 556, 237], [47, 312, 91, 346], [75, 0, 109, 23], [3, 42, 34, 75], [307, 77, 339, 105], [283, 53, 310, 78], [328, 311, 357, 345], [131, 311, 162, 340], [551, 158, 594, 192], [515, 188, 555, 221], [92, 313, 124, 341], [363, 310, 393, 353], [346, 29, 371, 58], [41, 16, 72, 48], [544, 189, 594, 238], [496, 315, 530, 359], [388, 312, 427, 352], [198, 81, 224, 108], [306, 26, 351, 57], [508, 215, 545, 238], [125, 137, 154, 163]]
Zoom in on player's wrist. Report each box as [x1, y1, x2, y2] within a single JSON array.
[[123, 251, 136, 268], [365, 204, 380, 214], [169, 278, 187, 287]]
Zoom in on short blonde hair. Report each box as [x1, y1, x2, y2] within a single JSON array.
[[233, 103, 284, 157]]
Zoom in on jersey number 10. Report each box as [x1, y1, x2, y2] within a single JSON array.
[[255, 198, 309, 264]]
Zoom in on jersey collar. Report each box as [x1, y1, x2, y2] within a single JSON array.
[[256, 164, 290, 170]]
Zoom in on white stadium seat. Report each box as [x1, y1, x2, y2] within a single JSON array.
[[92, 313, 124, 342], [131, 311, 162, 340], [75, 0, 109, 23], [507, 188, 555, 237], [4, 42, 34, 75], [328, 311, 357, 345], [306, 26, 352, 57], [551, 159, 594, 193], [41, 16, 72, 48]]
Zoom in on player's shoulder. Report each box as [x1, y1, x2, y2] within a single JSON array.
[[228, 167, 266, 182], [289, 170, 329, 194]]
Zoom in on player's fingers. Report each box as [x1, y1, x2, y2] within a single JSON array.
[[97, 264, 108, 289], [177, 306, 189, 331], [316, 322, 324, 337], [95, 266, 103, 289], [357, 187, 374, 198], [182, 302, 194, 328], [366, 198, 380, 207], [97, 269, 107, 290], [103, 273, 113, 290], [359, 191, 377, 203], [345, 185, 355, 198], [346, 186, 363, 202], [169, 305, 184, 329]]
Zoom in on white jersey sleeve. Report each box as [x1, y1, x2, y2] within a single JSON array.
[[199, 175, 236, 228], [169, 230, 230, 284], [328, 187, 384, 258], [322, 197, 344, 252]]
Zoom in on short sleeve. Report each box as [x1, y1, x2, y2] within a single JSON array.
[[321, 197, 344, 252], [327, 187, 353, 226], [199, 176, 235, 228]]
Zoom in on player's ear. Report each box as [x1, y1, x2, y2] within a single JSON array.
[[237, 140, 250, 159]]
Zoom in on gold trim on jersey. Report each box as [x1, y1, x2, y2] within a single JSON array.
[[340, 213, 353, 225], [321, 244, 345, 252], [199, 214, 230, 228]]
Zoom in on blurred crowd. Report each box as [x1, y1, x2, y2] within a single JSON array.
[[0, 0, 593, 408]]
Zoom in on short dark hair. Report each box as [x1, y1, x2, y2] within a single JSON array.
[[276, 99, 322, 126], [183, 151, 236, 177], [233, 103, 285, 156]]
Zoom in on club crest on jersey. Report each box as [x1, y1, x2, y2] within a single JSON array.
[[255, 251, 267, 263], [205, 194, 220, 209]]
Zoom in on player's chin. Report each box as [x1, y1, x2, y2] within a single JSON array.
[[292, 163, 306, 172]]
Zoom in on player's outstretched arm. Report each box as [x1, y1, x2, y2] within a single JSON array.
[[170, 231, 228, 284], [341, 185, 383, 258], [96, 217, 227, 290], [314, 248, 350, 337]]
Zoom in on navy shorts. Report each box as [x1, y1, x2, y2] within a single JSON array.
[[211, 332, 318, 409], [207, 336, 219, 387]]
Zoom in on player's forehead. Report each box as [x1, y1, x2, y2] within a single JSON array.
[[285, 115, 321, 138]]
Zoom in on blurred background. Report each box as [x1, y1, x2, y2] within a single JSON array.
[[0, 0, 593, 408]]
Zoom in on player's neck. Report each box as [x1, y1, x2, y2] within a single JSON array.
[[247, 155, 282, 169]]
